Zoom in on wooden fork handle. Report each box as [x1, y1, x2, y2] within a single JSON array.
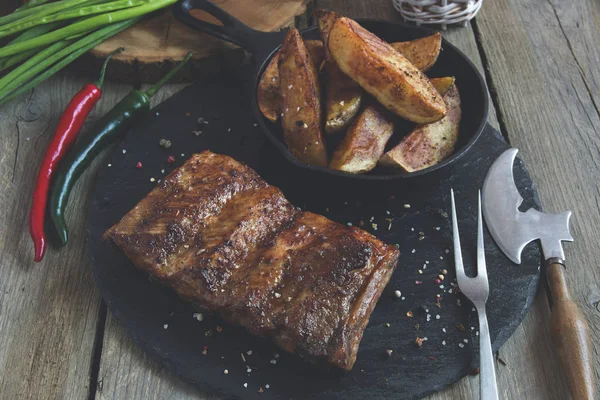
[[547, 261, 596, 400]]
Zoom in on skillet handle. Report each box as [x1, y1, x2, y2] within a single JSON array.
[[173, 0, 285, 62]]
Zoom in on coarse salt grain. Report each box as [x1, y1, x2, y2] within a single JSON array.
[[224, 369, 228, 374], [464, 339, 469, 343], [107, 163, 112, 167], [150, 178, 156, 182], [270, 359, 277, 364], [243, 383, 248, 388], [411, 249, 416, 254], [458, 343, 464, 348], [442, 328, 446, 333], [288, 84, 293, 89], [193, 313, 203, 322], [394, 290, 401, 298], [442, 340, 446, 345], [247, 350, 252, 355], [265, 384, 270, 389], [274, 292, 281, 298], [122, 149, 126, 154], [347, 222, 352, 226], [163, 324, 168, 329], [436, 315, 440, 320], [404, 204, 411, 208]]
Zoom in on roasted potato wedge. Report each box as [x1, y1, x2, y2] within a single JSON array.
[[258, 52, 282, 122], [258, 40, 325, 122], [324, 61, 362, 134], [379, 83, 461, 172], [330, 103, 394, 173], [430, 76, 455, 96], [305, 40, 326, 68], [391, 33, 442, 72], [279, 29, 328, 167], [328, 17, 446, 124], [315, 9, 341, 62]]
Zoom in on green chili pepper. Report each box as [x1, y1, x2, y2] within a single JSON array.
[[49, 52, 192, 245], [0, 0, 177, 58], [0, 0, 143, 39]]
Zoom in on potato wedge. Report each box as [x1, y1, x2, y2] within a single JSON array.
[[379, 83, 461, 172], [430, 76, 455, 96], [391, 33, 441, 72], [258, 52, 282, 122], [257, 40, 325, 122], [279, 29, 328, 167], [305, 39, 326, 68], [315, 9, 341, 62], [330, 103, 394, 173], [328, 17, 446, 124], [324, 61, 362, 134]]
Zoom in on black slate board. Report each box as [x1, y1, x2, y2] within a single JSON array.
[[88, 79, 542, 400]]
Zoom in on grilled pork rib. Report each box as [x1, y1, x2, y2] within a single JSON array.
[[105, 151, 399, 370]]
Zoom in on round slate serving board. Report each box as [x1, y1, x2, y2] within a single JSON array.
[[88, 79, 542, 400]]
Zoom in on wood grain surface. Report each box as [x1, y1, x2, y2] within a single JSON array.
[[0, 0, 598, 399]]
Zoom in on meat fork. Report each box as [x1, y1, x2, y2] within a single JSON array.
[[450, 189, 499, 400]]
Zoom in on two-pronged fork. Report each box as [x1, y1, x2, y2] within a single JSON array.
[[450, 189, 499, 400]]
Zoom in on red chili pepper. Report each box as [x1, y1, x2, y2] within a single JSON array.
[[29, 48, 123, 262]]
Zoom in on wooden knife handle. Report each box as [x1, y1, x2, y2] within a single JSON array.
[[547, 262, 596, 400]]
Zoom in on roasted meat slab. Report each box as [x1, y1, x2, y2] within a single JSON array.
[[105, 151, 399, 370]]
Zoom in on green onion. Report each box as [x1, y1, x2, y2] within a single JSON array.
[[0, 0, 146, 39], [1, 0, 92, 31], [0, 40, 74, 92], [0, 18, 140, 106], [0, 22, 63, 72], [0, 0, 176, 58], [15, 0, 52, 12]]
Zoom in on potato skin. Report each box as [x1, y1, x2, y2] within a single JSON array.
[[324, 61, 362, 134], [379, 83, 461, 172], [315, 9, 341, 62], [258, 40, 325, 123], [328, 17, 446, 124], [330, 103, 394, 173], [279, 29, 328, 167], [391, 33, 441, 72]]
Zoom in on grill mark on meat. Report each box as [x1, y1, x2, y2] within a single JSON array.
[[105, 151, 399, 370]]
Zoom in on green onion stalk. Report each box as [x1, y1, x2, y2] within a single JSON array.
[[0, 22, 63, 72], [0, 0, 177, 58], [0, 0, 145, 38], [15, 0, 52, 13], [0, 0, 92, 30], [0, 18, 140, 105]]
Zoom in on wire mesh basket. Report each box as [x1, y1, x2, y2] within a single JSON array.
[[392, 0, 482, 29]]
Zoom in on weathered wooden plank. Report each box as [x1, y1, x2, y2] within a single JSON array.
[[476, 0, 600, 394], [0, 74, 134, 400]]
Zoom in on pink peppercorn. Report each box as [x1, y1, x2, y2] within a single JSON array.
[[136, 162, 143, 169], [435, 278, 441, 284], [168, 156, 176, 164]]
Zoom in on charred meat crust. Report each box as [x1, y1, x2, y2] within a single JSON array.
[[105, 151, 399, 371]]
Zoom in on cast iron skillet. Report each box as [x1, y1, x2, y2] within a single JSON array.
[[173, 0, 489, 181]]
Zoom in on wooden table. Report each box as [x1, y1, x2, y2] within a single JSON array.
[[0, 1, 598, 399]]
